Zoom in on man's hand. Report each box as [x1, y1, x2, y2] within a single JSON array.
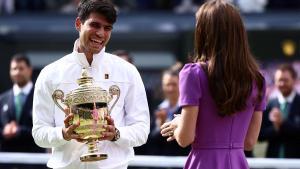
[[100, 115, 117, 141], [3, 123, 13, 139], [62, 113, 81, 141], [3, 121, 18, 139], [155, 109, 168, 127], [269, 107, 283, 131]]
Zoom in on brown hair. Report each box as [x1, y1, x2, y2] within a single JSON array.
[[277, 63, 297, 80], [194, 0, 264, 116]]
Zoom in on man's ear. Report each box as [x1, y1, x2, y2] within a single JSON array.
[[75, 17, 82, 32]]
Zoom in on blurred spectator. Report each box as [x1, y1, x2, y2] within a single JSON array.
[[237, 0, 268, 13], [259, 63, 300, 158], [174, 0, 201, 13], [147, 68, 190, 158], [15, 0, 46, 12], [60, 0, 80, 14], [264, 61, 300, 100], [112, 49, 134, 64], [44, 0, 64, 11], [0, 0, 15, 15], [169, 61, 183, 72], [293, 61, 300, 92], [113, 0, 136, 12], [0, 53, 46, 169]]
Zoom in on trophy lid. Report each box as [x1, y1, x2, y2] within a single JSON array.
[[65, 68, 109, 106]]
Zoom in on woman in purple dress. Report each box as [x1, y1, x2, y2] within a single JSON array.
[[160, 0, 266, 168]]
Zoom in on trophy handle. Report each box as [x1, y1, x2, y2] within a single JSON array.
[[108, 85, 120, 114], [52, 89, 68, 114]]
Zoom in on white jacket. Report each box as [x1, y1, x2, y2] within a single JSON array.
[[32, 41, 150, 169]]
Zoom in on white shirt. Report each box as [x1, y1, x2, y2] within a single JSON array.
[[32, 40, 150, 169], [277, 90, 296, 105], [13, 81, 33, 97]]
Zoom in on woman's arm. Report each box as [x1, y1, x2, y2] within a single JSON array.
[[244, 110, 262, 151], [161, 106, 198, 148], [175, 106, 199, 147]]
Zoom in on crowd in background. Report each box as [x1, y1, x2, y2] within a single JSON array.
[[1, 51, 300, 169], [261, 61, 300, 99], [1, 0, 300, 15]]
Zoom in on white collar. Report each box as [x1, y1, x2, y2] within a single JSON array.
[[72, 39, 106, 68], [158, 99, 179, 110], [13, 81, 33, 96], [278, 90, 296, 104]]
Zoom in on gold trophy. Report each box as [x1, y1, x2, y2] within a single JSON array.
[[52, 68, 120, 162]]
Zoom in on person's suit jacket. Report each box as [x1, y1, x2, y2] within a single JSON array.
[[147, 104, 190, 156], [259, 93, 300, 158], [0, 87, 44, 152]]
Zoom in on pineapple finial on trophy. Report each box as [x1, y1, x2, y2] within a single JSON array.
[[77, 67, 93, 87]]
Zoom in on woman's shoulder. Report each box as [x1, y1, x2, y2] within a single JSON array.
[[180, 63, 206, 77]]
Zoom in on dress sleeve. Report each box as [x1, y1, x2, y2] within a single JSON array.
[[255, 79, 267, 111], [179, 63, 202, 107]]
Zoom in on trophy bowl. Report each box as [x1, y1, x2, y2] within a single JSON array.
[[52, 68, 120, 162]]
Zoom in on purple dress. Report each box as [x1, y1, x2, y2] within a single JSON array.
[[179, 63, 266, 169]]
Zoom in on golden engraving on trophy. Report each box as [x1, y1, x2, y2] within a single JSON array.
[[52, 68, 120, 162]]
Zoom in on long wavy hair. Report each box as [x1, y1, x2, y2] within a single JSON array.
[[194, 0, 264, 116]]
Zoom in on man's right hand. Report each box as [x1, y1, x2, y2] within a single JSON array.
[[155, 109, 168, 127], [62, 113, 81, 141], [269, 107, 283, 131], [3, 121, 18, 139]]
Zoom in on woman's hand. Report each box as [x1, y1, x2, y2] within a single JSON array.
[[160, 115, 181, 142]]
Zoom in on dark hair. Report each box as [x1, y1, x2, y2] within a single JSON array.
[[277, 63, 297, 80], [11, 53, 31, 67], [112, 50, 133, 63], [194, 0, 264, 116], [78, 0, 117, 24], [169, 61, 183, 73], [162, 69, 180, 79], [162, 62, 183, 78]]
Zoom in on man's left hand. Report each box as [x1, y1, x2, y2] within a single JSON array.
[[100, 115, 117, 141]]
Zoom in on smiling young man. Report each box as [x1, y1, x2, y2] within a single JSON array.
[[32, 1, 150, 169]]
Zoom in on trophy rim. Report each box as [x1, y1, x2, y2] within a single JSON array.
[[65, 86, 109, 106]]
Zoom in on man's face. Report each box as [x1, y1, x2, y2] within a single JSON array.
[[162, 74, 179, 101], [10, 60, 32, 87], [76, 13, 113, 55], [274, 70, 295, 97]]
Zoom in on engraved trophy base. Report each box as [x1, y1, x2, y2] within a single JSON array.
[[80, 153, 108, 162]]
